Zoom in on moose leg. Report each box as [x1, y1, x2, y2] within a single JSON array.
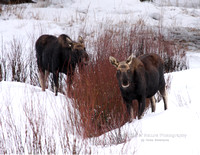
[[159, 87, 168, 110], [150, 96, 156, 112], [67, 71, 74, 86], [67, 75, 73, 87], [138, 97, 146, 119], [39, 70, 45, 91], [130, 106, 134, 120], [44, 70, 50, 89], [53, 72, 59, 96], [67, 71, 74, 92], [126, 103, 134, 122]]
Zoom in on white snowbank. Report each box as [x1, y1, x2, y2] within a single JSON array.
[[0, 81, 79, 154], [1, 68, 200, 154]]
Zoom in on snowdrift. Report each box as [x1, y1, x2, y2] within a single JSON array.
[[0, 69, 200, 154]]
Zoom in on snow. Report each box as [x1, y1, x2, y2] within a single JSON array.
[[86, 68, 200, 155], [0, 0, 200, 154]]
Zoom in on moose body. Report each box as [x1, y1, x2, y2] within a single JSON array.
[[36, 34, 89, 96], [109, 53, 168, 120]]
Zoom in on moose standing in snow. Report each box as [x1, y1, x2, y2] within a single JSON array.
[[35, 34, 89, 96], [109, 53, 168, 120]]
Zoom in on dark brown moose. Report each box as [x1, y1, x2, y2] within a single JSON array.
[[35, 34, 89, 96], [109, 53, 168, 120]]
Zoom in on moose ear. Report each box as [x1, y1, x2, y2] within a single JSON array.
[[126, 53, 135, 65], [66, 37, 73, 47], [66, 37, 72, 43], [78, 36, 84, 44], [109, 56, 119, 68]]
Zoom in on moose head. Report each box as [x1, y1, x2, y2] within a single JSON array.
[[109, 54, 142, 89], [58, 34, 89, 65]]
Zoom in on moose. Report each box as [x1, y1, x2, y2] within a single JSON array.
[[109, 53, 168, 120], [35, 34, 89, 96]]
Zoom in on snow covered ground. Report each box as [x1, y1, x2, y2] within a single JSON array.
[[0, 0, 200, 154], [0, 63, 200, 154]]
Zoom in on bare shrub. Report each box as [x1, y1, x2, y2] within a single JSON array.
[[5, 37, 29, 82], [26, 33, 40, 86], [0, 5, 26, 19], [23, 100, 41, 153], [0, 38, 7, 81], [71, 54, 128, 138]]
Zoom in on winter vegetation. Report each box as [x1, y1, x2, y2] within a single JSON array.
[[0, 0, 200, 154]]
